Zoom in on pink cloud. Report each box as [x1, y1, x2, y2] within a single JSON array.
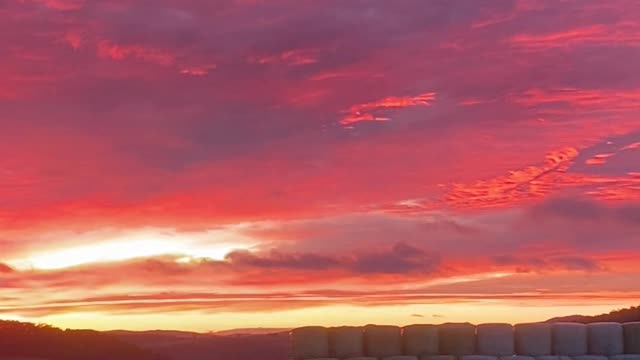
[[341, 92, 436, 125], [97, 40, 175, 66]]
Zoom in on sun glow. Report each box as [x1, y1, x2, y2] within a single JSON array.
[[6, 227, 257, 270]]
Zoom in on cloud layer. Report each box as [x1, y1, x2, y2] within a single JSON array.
[[0, 0, 638, 330]]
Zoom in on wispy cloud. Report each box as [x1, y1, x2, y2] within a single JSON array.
[[341, 92, 436, 125]]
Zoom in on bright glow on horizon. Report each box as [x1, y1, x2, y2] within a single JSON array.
[[24, 302, 632, 332]]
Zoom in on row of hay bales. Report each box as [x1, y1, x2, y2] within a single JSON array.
[[291, 322, 640, 360]]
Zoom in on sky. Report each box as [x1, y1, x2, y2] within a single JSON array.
[[0, 0, 639, 332]]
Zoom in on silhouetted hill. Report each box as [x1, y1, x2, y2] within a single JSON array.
[[110, 330, 291, 360], [213, 327, 291, 336], [0, 320, 167, 360], [546, 305, 640, 323]]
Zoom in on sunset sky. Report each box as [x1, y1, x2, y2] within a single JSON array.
[[1, 0, 639, 332]]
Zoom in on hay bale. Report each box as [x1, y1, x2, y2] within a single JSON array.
[[477, 323, 515, 356], [535, 356, 571, 360], [403, 324, 439, 356], [330, 326, 364, 359], [587, 323, 623, 355], [515, 323, 552, 356], [438, 323, 476, 355], [365, 325, 402, 358], [420, 355, 456, 360], [292, 326, 330, 360], [624, 322, 640, 354], [610, 355, 640, 360], [500, 356, 534, 360], [460, 355, 498, 360], [571, 356, 608, 360], [552, 323, 587, 356]]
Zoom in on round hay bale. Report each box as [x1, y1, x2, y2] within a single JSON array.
[[365, 325, 402, 358], [330, 326, 364, 359], [460, 355, 498, 360], [292, 326, 330, 360], [477, 323, 514, 356], [587, 322, 623, 355], [500, 356, 534, 360], [552, 323, 587, 356], [535, 356, 571, 360], [403, 324, 439, 356], [438, 323, 476, 355], [420, 355, 456, 360], [571, 355, 608, 360], [515, 323, 552, 356], [609, 355, 640, 360], [624, 322, 640, 354]]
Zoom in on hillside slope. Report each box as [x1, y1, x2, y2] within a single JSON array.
[[0, 320, 167, 360], [547, 305, 640, 323], [110, 330, 291, 360]]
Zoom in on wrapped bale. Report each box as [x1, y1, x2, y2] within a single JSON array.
[[515, 323, 552, 356], [460, 355, 498, 360], [500, 356, 534, 360], [552, 323, 587, 356], [403, 324, 439, 356], [421, 355, 456, 360], [587, 323, 623, 356], [365, 325, 402, 358], [438, 323, 475, 355], [292, 326, 330, 360], [572, 356, 608, 360], [610, 355, 640, 360], [330, 326, 364, 359], [477, 323, 515, 356], [536, 356, 571, 360], [624, 322, 640, 354]]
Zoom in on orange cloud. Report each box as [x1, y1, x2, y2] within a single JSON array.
[[341, 92, 436, 125], [443, 147, 579, 209]]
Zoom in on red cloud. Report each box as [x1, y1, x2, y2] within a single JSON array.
[[509, 24, 640, 49], [585, 153, 615, 165], [34, 0, 84, 10], [341, 92, 436, 125], [97, 41, 175, 66], [249, 49, 320, 66]]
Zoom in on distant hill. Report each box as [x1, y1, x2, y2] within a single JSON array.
[[0, 320, 167, 360], [546, 305, 640, 323], [110, 330, 291, 360], [213, 328, 291, 336]]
